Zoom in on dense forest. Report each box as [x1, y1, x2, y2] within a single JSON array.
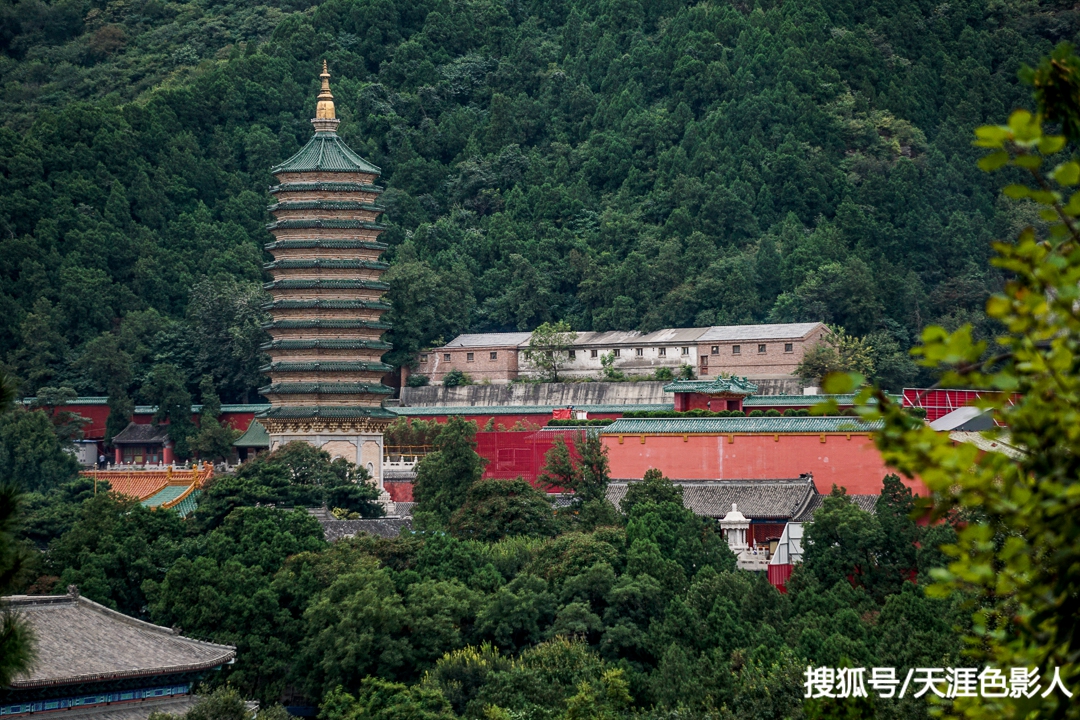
[[2, 409, 965, 720], [1, 0, 1078, 404]]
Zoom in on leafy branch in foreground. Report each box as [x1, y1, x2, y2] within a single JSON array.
[[833, 42, 1080, 720]]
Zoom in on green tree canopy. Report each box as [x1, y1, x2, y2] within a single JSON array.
[[522, 321, 577, 383], [855, 43, 1080, 719], [140, 363, 196, 460], [448, 478, 559, 542], [196, 441, 382, 529], [413, 416, 486, 525]]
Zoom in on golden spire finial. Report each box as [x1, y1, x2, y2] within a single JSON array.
[[315, 59, 336, 121]]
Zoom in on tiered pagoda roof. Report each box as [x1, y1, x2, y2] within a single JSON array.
[[270, 132, 381, 175], [261, 62, 395, 428]]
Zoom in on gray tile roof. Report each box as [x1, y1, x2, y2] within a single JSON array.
[[3, 594, 235, 688], [601, 417, 883, 434], [319, 518, 412, 541], [948, 431, 1024, 459], [696, 323, 824, 342], [110, 423, 170, 445], [572, 330, 646, 346], [571, 329, 706, 347], [792, 493, 880, 521], [635, 327, 712, 344], [438, 324, 824, 350], [606, 478, 818, 519], [441, 333, 533, 348]]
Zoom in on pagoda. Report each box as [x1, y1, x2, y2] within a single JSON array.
[[260, 61, 395, 490]]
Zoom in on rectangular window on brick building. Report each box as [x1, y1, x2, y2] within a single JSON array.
[[569, 350, 576, 359], [681, 347, 689, 355], [701, 355, 708, 366], [420, 354, 428, 363], [613, 349, 621, 357], [490, 351, 498, 360], [658, 348, 666, 357], [467, 352, 475, 362], [784, 343, 793, 353], [590, 349, 598, 358], [732, 345, 741, 354], [758, 344, 766, 354], [444, 353, 451, 361], [711, 346, 719, 354], [635, 348, 643, 356]]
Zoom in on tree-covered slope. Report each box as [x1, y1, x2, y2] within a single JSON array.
[[1, 0, 1077, 399]]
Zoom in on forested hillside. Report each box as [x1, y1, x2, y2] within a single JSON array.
[[1, 0, 1077, 401]]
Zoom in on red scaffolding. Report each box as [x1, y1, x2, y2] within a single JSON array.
[[475, 429, 585, 489], [901, 388, 1016, 422]]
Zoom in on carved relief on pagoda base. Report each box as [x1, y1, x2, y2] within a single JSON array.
[[263, 417, 392, 435]]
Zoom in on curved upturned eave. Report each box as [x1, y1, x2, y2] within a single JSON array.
[[264, 239, 389, 252], [262, 279, 390, 292], [259, 405, 397, 420], [263, 299, 391, 311], [264, 259, 390, 272], [259, 383, 394, 395], [270, 132, 382, 175], [260, 338, 392, 351]]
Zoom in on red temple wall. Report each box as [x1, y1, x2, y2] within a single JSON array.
[[602, 433, 926, 496]]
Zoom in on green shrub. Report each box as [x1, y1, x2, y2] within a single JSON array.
[[442, 369, 472, 387], [765, 409, 782, 417], [406, 374, 430, 387], [748, 410, 765, 417]]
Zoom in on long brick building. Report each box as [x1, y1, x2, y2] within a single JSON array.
[[415, 322, 829, 385]]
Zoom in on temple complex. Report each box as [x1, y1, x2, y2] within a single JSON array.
[[260, 62, 395, 491]]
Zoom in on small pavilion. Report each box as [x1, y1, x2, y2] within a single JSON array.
[[110, 423, 172, 465], [232, 419, 270, 462], [663, 376, 758, 412]]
